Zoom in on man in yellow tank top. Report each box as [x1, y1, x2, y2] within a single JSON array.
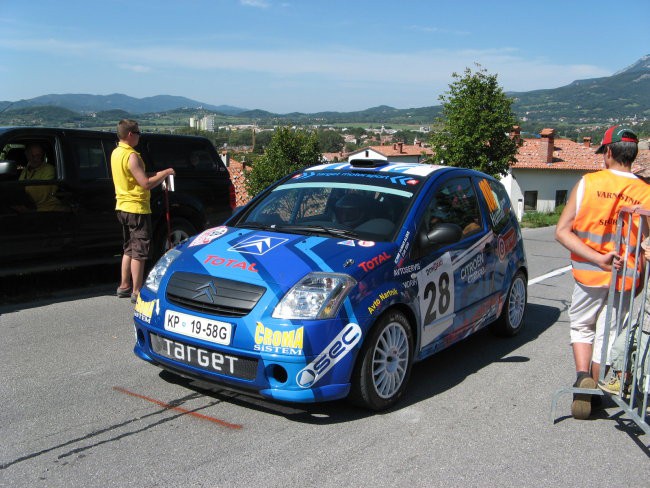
[[111, 119, 175, 303], [556, 125, 650, 419]]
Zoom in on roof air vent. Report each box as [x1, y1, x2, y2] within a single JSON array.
[[349, 158, 389, 168]]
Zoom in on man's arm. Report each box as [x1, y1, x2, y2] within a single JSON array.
[[555, 182, 619, 272], [128, 153, 174, 191]]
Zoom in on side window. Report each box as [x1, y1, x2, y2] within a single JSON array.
[[1, 138, 68, 212], [72, 137, 109, 180], [424, 177, 482, 238], [2, 139, 58, 179], [478, 178, 512, 232]]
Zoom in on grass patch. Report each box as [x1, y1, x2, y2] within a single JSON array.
[[520, 205, 564, 228]]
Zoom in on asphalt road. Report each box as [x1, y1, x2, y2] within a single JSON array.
[[1, 226, 648, 488]]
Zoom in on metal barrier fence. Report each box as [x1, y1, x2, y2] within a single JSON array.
[[551, 206, 650, 436]]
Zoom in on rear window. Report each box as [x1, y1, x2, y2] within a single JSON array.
[[143, 138, 225, 174]]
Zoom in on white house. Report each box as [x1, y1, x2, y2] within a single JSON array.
[[501, 127, 650, 219], [347, 141, 434, 164]]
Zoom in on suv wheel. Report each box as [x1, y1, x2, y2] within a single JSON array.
[[155, 217, 197, 258]]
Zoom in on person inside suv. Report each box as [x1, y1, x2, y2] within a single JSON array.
[[16, 143, 67, 212]]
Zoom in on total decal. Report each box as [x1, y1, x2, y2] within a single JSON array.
[[296, 323, 362, 388], [254, 322, 304, 355], [134, 296, 158, 324], [203, 254, 258, 272], [358, 251, 391, 272], [188, 226, 228, 247]]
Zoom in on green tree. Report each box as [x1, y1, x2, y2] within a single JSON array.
[[317, 129, 345, 152], [245, 127, 322, 196], [430, 64, 518, 177], [393, 129, 418, 144], [252, 130, 274, 154]]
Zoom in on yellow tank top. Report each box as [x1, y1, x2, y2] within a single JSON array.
[[111, 142, 151, 214]]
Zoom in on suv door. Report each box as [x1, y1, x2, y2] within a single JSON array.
[[60, 133, 122, 254], [0, 134, 75, 269]]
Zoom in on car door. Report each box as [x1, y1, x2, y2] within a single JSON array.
[[59, 133, 122, 254], [409, 174, 499, 355], [475, 176, 519, 298], [0, 134, 76, 269]]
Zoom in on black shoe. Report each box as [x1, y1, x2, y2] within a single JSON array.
[[571, 372, 596, 420]]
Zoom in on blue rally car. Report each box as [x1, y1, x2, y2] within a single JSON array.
[[133, 159, 527, 410]]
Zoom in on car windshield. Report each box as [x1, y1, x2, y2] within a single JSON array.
[[236, 180, 414, 242]]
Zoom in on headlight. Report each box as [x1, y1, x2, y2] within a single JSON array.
[[145, 249, 181, 293], [273, 272, 356, 320]]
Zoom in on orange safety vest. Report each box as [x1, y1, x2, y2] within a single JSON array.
[[571, 170, 650, 290]]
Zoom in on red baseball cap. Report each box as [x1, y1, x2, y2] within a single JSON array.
[[595, 125, 639, 154]]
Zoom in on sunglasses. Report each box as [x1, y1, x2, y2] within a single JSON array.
[[131, 130, 141, 135]]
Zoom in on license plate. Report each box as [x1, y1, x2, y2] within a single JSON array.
[[164, 310, 232, 345], [150, 333, 257, 380]]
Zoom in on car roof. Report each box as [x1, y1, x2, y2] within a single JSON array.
[[306, 160, 473, 181]]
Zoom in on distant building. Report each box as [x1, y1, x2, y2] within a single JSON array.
[[189, 115, 215, 131], [347, 141, 434, 164], [501, 127, 650, 219]]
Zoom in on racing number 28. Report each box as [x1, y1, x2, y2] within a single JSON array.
[[424, 271, 451, 324]]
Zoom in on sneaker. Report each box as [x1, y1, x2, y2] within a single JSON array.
[[572, 372, 596, 420], [599, 376, 622, 395], [599, 374, 631, 398]]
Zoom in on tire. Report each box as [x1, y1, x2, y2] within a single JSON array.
[[490, 270, 527, 337], [349, 310, 413, 411], [155, 217, 197, 259]]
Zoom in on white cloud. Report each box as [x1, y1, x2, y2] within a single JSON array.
[[118, 64, 152, 73], [239, 0, 271, 7], [0, 35, 612, 101]]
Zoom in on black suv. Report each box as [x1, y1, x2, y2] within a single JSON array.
[[0, 127, 234, 276]]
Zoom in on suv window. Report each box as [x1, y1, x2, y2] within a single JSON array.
[[144, 139, 221, 174], [71, 137, 109, 180]]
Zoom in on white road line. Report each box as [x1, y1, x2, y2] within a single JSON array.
[[528, 265, 572, 286]]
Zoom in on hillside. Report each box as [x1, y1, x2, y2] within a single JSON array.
[[1, 55, 648, 129], [509, 55, 650, 123], [0, 93, 245, 115]]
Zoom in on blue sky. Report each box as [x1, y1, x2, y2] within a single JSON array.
[[1, 0, 649, 113]]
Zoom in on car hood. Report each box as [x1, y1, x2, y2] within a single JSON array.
[[173, 226, 396, 289]]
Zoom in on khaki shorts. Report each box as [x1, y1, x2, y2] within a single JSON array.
[[568, 282, 629, 365], [116, 211, 152, 261]]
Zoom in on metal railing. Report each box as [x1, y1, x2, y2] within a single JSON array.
[[551, 206, 650, 436]]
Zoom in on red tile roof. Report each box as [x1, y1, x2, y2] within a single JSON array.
[[349, 143, 434, 158], [511, 137, 604, 171]]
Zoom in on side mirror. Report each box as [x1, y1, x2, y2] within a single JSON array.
[[0, 160, 18, 180], [418, 223, 463, 253]]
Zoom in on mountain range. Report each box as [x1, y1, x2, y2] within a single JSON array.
[[1, 55, 648, 127], [0, 94, 244, 115]]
